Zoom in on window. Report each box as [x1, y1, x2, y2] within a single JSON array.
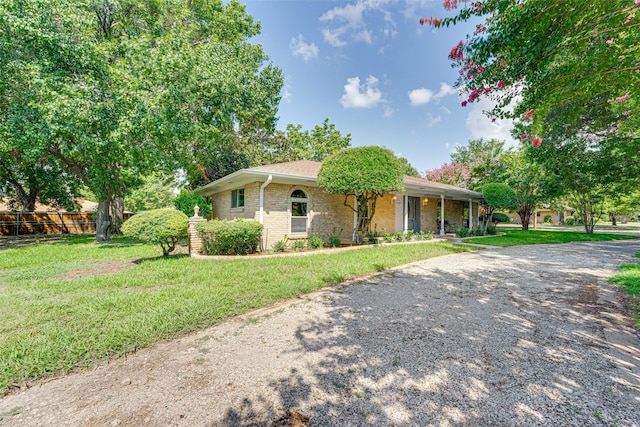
[[290, 189, 308, 233], [231, 189, 244, 209]]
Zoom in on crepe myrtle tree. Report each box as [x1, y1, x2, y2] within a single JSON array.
[[317, 146, 405, 243]]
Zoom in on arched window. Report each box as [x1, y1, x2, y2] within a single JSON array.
[[290, 189, 308, 233]]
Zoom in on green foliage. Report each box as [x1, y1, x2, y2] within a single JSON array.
[[383, 232, 394, 243], [271, 237, 289, 253], [291, 239, 306, 252], [2, 0, 283, 240], [324, 227, 343, 247], [486, 226, 497, 235], [450, 139, 507, 190], [543, 215, 552, 223], [121, 209, 188, 256], [126, 173, 176, 213], [565, 216, 576, 226], [318, 146, 405, 236], [174, 189, 211, 217], [482, 184, 518, 211], [398, 157, 420, 177], [467, 230, 634, 247], [491, 213, 511, 224], [455, 228, 472, 238], [307, 233, 324, 250], [197, 219, 263, 255]]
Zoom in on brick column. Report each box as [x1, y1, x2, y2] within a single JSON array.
[[188, 215, 207, 256]]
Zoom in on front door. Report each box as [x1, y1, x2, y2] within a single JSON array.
[[407, 197, 420, 232]]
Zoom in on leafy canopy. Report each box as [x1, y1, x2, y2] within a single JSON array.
[[121, 209, 188, 256]]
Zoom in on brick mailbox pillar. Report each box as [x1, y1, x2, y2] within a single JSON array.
[[188, 205, 207, 256]]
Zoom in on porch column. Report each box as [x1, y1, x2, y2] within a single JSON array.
[[403, 195, 408, 232], [469, 199, 473, 231], [353, 195, 358, 242], [440, 195, 445, 236]]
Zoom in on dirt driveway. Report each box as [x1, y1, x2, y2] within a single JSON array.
[[1, 241, 639, 426]]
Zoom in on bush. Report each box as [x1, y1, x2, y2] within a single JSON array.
[[473, 228, 486, 236], [324, 227, 343, 247], [271, 237, 288, 253], [565, 216, 575, 226], [121, 208, 188, 256], [455, 228, 472, 238], [543, 214, 552, 223], [491, 212, 510, 223], [174, 189, 210, 217], [383, 232, 393, 243], [486, 226, 497, 235], [197, 219, 263, 255], [291, 239, 306, 252], [308, 233, 324, 250]]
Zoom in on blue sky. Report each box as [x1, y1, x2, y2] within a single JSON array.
[[242, 0, 517, 173]]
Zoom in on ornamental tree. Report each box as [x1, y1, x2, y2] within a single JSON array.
[[421, 1, 639, 148], [121, 209, 188, 256], [317, 146, 405, 242], [480, 183, 517, 231], [424, 162, 471, 188]]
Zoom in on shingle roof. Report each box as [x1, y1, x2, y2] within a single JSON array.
[[248, 160, 321, 178]]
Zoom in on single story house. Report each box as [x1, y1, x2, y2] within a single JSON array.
[[197, 160, 483, 249]]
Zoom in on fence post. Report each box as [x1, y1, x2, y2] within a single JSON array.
[[15, 212, 19, 236], [59, 212, 63, 234]]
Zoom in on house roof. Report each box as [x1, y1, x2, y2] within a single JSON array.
[[197, 160, 482, 201]]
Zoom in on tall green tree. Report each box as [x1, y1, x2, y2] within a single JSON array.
[[1, 0, 283, 240]]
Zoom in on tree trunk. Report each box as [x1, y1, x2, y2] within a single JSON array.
[[109, 196, 124, 234], [518, 211, 531, 230], [96, 200, 112, 241], [611, 214, 617, 226]]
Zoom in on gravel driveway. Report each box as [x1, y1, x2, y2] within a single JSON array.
[[1, 240, 639, 426]]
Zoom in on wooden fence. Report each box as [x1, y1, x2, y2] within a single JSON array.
[[0, 212, 135, 236]]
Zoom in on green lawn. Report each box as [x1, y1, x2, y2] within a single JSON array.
[[0, 235, 473, 394], [465, 229, 637, 246], [609, 254, 640, 329]]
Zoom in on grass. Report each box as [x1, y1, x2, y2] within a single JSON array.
[[465, 229, 636, 246], [609, 253, 640, 329], [0, 235, 474, 394]]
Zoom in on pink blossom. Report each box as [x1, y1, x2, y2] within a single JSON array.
[[497, 80, 506, 89], [449, 41, 464, 61], [524, 109, 535, 120], [520, 134, 528, 140], [420, 16, 442, 26], [619, 55, 626, 60], [532, 136, 542, 147], [623, 110, 631, 116], [611, 126, 619, 132], [615, 92, 631, 102], [443, 0, 457, 10], [461, 100, 468, 107], [606, 39, 613, 44], [476, 65, 484, 73], [636, 0, 640, 5]]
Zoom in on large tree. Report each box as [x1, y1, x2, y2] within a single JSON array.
[[317, 146, 405, 242], [422, 1, 639, 149], [1, 0, 283, 240]]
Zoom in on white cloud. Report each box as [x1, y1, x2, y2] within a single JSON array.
[[281, 83, 292, 103], [408, 82, 457, 106], [383, 104, 395, 117], [320, 0, 395, 47], [426, 113, 442, 128], [441, 106, 452, 115], [408, 88, 434, 106], [289, 34, 319, 61], [340, 75, 384, 109], [465, 97, 517, 143]]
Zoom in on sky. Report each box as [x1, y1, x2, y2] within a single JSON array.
[[241, 0, 518, 174]]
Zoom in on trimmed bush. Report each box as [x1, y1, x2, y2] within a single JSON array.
[[491, 212, 511, 223], [455, 228, 472, 238], [197, 219, 263, 255], [121, 208, 188, 256], [543, 214, 552, 223], [565, 216, 575, 226]]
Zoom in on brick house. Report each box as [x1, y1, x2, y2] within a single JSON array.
[[197, 160, 483, 249]]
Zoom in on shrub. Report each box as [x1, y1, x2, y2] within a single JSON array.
[[271, 237, 289, 253], [394, 231, 405, 242], [486, 225, 497, 235], [174, 189, 210, 217], [383, 232, 393, 243], [455, 228, 472, 238], [491, 212, 510, 224], [197, 219, 263, 255], [308, 233, 324, 250], [121, 208, 188, 256], [565, 216, 575, 226], [291, 239, 306, 252], [324, 227, 343, 247], [543, 214, 552, 223], [473, 228, 486, 236]]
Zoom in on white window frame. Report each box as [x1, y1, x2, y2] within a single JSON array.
[[290, 189, 309, 234], [231, 189, 245, 209]]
